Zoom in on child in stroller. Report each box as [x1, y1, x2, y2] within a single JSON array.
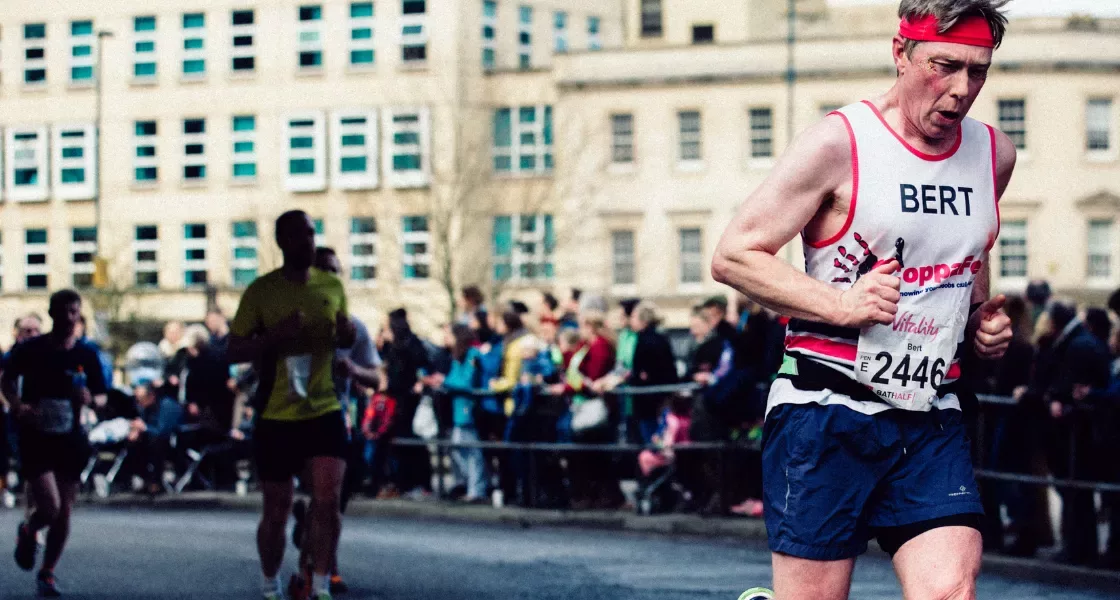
[[635, 394, 691, 515]]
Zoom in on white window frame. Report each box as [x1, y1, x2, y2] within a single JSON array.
[[401, 216, 431, 281], [70, 226, 97, 287], [492, 105, 553, 176], [298, 5, 324, 71], [481, 0, 497, 70], [554, 11, 568, 53], [70, 21, 95, 86], [493, 214, 553, 283], [749, 106, 775, 165], [134, 120, 159, 185], [23, 23, 47, 86], [349, 2, 376, 68], [133, 16, 158, 82], [183, 223, 209, 288], [679, 227, 704, 287], [6, 126, 50, 202], [998, 98, 1026, 152], [52, 123, 96, 200], [1087, 219, 1114, 287], [998, 219, 1028, 289], [332, 109, 379, 190], [285, 112, 327, 192], [587, 16, 601, 51], [348, 217, 378, 285], [610, 113, 634, 166], [518, 5, 532, 69], [382, 107, 431, 188], [401, 1, 428, 65], [611, 230, 636, 288], [134, 225, 160, 288], [182, 118, 207, 183], [231, 221, 259, 287], [24, 228, 49, 290], [677, 110, 703, 170], [231, 9, 256, 74], [1086, 98, 1116, 161], [232, 115, 257, 182], [640, 0, 662, 38], [182, 12, 207, 79]]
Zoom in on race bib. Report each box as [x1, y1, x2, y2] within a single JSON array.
[[285, 354, 313, 401], [38, 398, 75, 434], [855, 303, 965, 411]]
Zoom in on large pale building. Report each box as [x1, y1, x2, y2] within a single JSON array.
[[0, 0, 1117, 348]]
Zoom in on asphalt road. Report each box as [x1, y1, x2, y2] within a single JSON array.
[[0, 507, 1115, 600]]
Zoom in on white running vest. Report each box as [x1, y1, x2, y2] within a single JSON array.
[[778, 100, 999, 413]]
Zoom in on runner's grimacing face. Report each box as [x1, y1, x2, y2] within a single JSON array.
[[897, 40, 992, 139]]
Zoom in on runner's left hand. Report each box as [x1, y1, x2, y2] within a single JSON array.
[[971, 295, 1013, 360]]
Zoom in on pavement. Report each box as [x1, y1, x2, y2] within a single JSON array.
[[2, 504, 1119, 600], [82, 490, 1120, 594]]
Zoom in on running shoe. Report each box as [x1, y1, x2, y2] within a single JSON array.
[[329, 574, 349, 594], [14, 521, 37, 571], [291, 499, 307, 549], [36, 570, 61, 597], [738, 588, 773, 600], [288, 573, 309, 600]]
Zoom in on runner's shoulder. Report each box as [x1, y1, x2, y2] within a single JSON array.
[[778, 113, 853, 180], [310, 267, 345, 290]]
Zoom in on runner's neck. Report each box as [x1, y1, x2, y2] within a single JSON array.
[[48, 330, 80, 350], [280, 264, 312, 284], [871, 92, 962, 156]]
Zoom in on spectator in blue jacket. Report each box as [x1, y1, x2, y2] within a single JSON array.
[[438, 325, 487, 503], [127, 380, 183, 495]]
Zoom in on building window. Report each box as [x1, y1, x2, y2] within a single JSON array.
[[999, 219, 1027, 279], [692, 24, 714, 44], [298, 5, 324, 69], [401, 0, 428, 63], [998, 99, 1026, 151], [1087, 98, 1113, 154], [492, 214, 554, 281], [285, 113, 327, 191], [1088, 219, 1113, 281], [231, 220, 259, 287], [134, 120, 159, 183], [611, 114, 634, 164], [518, 6, 532, 69], [482, 0, 497, 69], [611, 230, 636, 285], [71, 227, 97, 288], [383, 107, 431, 188], [184, 223, 208, 287], [641, 0, 662, 37], [402, 216, 431, 280], [554, 11, 568, 53], [182, 13, 206, 77], [24, 23, 47, 84], [133, 16, 158, 80], [6, 127, 50, 201], [587, 16, 601, 50], [749, 107, 774, 159], [678, 110, 702, 163], [25, 229, 49, 290], [349, 2, 375, 66], [183, 118, 207, 181], [232, 115, 257, 180], [314, 219, 326, 247], [492, 105, 553, 175], [135, 225, 159, 287], [349, 217, 378, 282], [679, 228, 703, 285], [333, 110, 379, 189], [231, 9, 256, 72], [53, 124, 96, 200], [70, 21, 95, 84]]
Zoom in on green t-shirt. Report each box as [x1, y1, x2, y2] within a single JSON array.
[[231, 268, 347, 422], [617, 328, 638, 371]]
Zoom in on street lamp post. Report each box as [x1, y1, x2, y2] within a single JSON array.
[[93, 30, 113, 287]]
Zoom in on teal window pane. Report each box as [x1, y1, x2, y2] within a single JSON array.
[[351, 2, 374, 18], [26, 229, 48, 244], [544, 106, 553, 144], [135, 17, 156, 32], [351, 266, 376, 280], [519, 107, 536, 123], [352, 27, 372, 40], [136, 121, 157, 136], [482, 48, 495, 68], [73, 227, 97, 243], [72, 21, 93, 36], [135, 167, 158, 181], [183, 14, 205, 29], [136, 146, 156, 157], [393, 155, 420, 170], [494, 156, 511, 172], [519, 6, 532, 24], [520, 132, 535, 145], [300, 52, 322, 67], [291, 137, 314, 149], [24, 24, 46, 39], [555, 12, 567, 28], [233, 269, 257, 287], [341, 134, 366, 147], [135, 62, 157, 76], [484, 1, 497, 18], [589, 17, 600, 33], [300, 6, 322, 21], [393, 132, 419, 144], [184, 165, 206, 179], [61, 169, 85, 183], [234, 141, 255, 153], [350, 50, 374, 64], [403, 25, 423, 35], [483, 26, 495, 40], [185, 271, 208, 286], [24, 70, 46, 84], [14, 169, 38, 186], [233, 116, 255, 131], [72, 45, 92, 57], [289, 159, 315, 174], [135, 41, 155, 53], [184, 59, 206, 73], [184, 38, 204, 50], [519, 156, 536, 170], [71, 66, 93, 81], [493, 216, 512, 256], [493, 109, 512, 147], [232, 221, 257, 237], [234, 247, 258, 259], [544, 215, 555, 252], [233, 163, 257, 178], [403, 216, 428, 232], [314, 220, 324, 234], [62, 147, 84, 159], [544, 153, 554, 169], [494, 263, 512, 281], [351, 218, 376, 234], [341, 156, 368, 172], [185, 224, 207, 238]]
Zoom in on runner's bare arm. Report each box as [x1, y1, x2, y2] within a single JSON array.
[[712, 117, 900, 327], [969, 129, 1018, 359]]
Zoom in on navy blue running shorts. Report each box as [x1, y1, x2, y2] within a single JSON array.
[[761, 402, 983, 561]]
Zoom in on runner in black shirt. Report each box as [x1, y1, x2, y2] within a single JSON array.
[[3, 290, 107, 597]]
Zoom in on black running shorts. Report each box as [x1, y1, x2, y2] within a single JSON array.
[[253, 410, 348, 483], [18, 428, 92, 482]]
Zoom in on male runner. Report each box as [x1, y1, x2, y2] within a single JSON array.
[[5, 290, 107, 597], [229, 211, 356, 600], [1, 314, 44, 509], [712, 1, 1015, 599]]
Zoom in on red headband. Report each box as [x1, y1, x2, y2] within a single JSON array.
[[899, 14, 995, 49]]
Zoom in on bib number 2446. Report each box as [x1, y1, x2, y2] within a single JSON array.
[[868, 352, 946, 389]]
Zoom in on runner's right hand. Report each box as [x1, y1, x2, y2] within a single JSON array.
[[835, 260, 901, 328]]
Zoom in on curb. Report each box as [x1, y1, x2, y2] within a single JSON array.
[[86, 492, 1120, 593]]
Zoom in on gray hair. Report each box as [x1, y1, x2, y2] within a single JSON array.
[[633, 301, 663, 328], [898, 0, 1011, 54]]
